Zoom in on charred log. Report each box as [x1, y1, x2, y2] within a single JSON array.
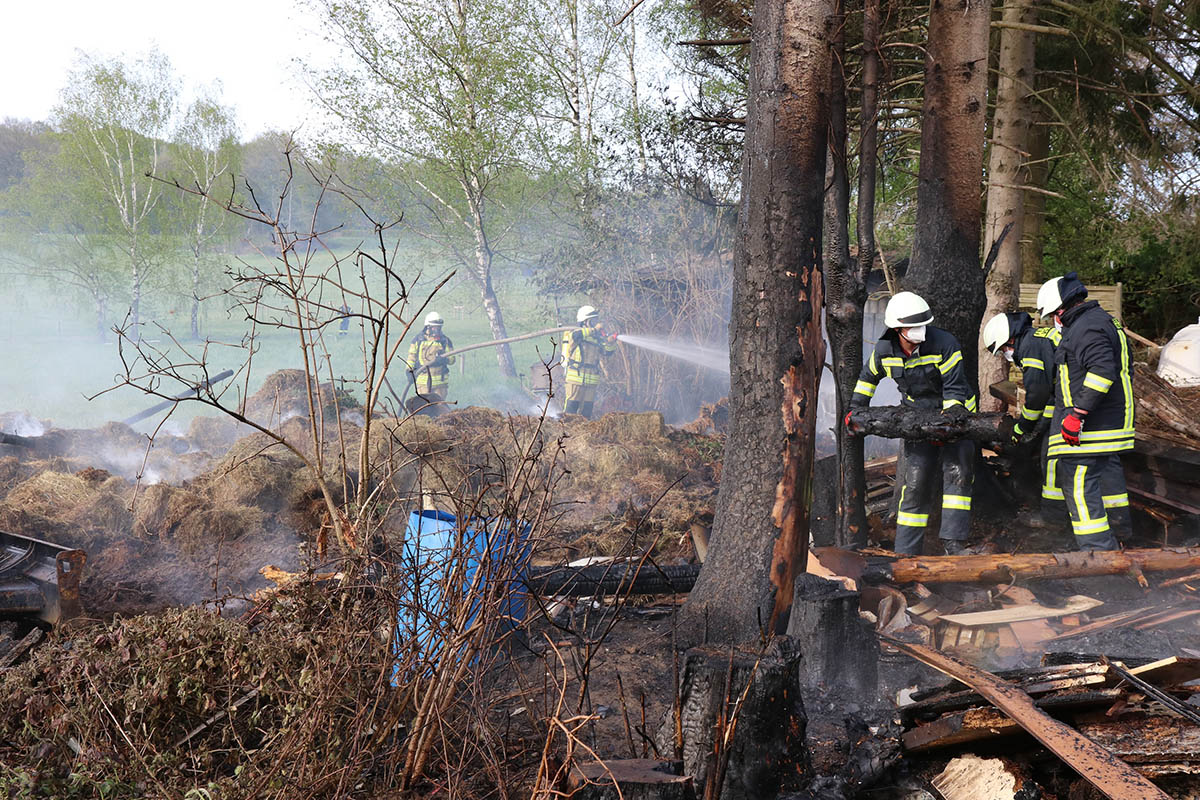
[[847, 406, 1009, 443], [785, 574, 878, 693], [863, 547, 1200, 585]]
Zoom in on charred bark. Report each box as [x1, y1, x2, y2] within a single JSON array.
[[823, 0, 870, 549], [903, 0, 990, 390], [679, 0, 834, 645], [847, 406, 1009, 443], [656, 638, 808, 800], [980, 0, 1038, 410]]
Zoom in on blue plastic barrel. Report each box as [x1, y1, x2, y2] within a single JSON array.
[[393, 510, 531, 679]]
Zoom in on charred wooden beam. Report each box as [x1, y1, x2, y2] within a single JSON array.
[[847, 406, 1010, 443], [884, 637, 1171, 800], [863, 547, 1200, 585], [525, 563, 699, 597]]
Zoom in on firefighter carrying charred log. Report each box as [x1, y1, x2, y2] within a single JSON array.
[[1036, 272, 1134, 551], [562, 305, 617, 418], [848, 292, 978, 555], [983, 311, 1066, 522]]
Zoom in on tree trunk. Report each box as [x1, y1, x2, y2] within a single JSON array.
[[95, 292, 108, 343], [1021, 103, 1050, 284], [480, 275, 517, 378], [191, 249, 202, 341], [902, 0, 991, 390], [979, 0, 1037, 410], [678, 0, 833, 646], [825, 0, 879, 549]]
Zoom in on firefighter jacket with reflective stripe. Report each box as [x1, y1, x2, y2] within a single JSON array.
[[1048, 300, 1134, 458], [408, 333, 455, 393], [562, 326, 616, 386], [1014, 326, 1061, 431], [851, 326, 978, 411]]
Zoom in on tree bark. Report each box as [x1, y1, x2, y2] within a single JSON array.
[[823, 0, 870, 549], [902, 0, 991, 390], [847, 406, 1008, 443], [678, 0, 833, 646], [979, 0, 1038, 410], [1020, 103, 1050, 284]]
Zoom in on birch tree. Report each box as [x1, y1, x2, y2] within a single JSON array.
[[313, 0, 557, 378], [175, 93, 239, 340], [53, 51, 179, 336]]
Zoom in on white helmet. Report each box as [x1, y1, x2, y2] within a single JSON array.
[[883, 291, 933, 329], [983, 313, 1012, 355], [576, 305, 599, 324], [1036, 277, 1065, 319], [424, 310, 444, 326]]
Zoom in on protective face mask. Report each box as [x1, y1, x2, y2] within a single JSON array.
[[1002, 348, 1015, 363], [902, 325, 927, 344]]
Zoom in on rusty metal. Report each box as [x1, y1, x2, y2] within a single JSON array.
[[0, 531, 86, 625]]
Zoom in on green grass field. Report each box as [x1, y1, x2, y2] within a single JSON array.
[[0, 248, 574, 432]]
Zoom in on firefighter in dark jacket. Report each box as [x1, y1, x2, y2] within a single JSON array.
[[983, 311, 1065, 519], [848, 292, 978, 555], [1035, 272, 1133, 551]]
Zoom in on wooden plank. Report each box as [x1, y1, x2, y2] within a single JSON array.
[[1127, 657, 1200, 689], [940, 595, 1103, 627], [883, 636, 1172, 800], [0, 628, 43, 669], [904, 707, 1020, 752], [1046, 607, 1163, 642]]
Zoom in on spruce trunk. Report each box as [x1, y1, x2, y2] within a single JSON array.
[[678, 0, 833, 645]]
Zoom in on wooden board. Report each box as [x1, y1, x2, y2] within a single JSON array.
[[884, 637, 1171, 800], [940, 595, 1103, 627], [1127, 657, 1200, 689]]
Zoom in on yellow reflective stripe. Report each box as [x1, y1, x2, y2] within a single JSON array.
[[937, 351, 963, 374], [881, 357, 903, 368], [943, 494, 972, 511], [1042, 487, 1065, 500], [1072, 518, 1111, 535], [854, 380, 877, 397], [1059, 363, 1073, 407], [1103, 494, 1129, 508], [1083, 372, 1113, 392], [897, 512, 929, 527], [1021, 358, 1045, 371], [1043, 458, 1060, 498], [1042, 406, 1054, 418], [942, 398, 964, 409], [1049, 439, 1135, 457], [967, 396, 978, 412], [1036, 327, 1062, 345], [1021, 406, 1042, 421], [1078, 427, 1135, 441], [1074, 465, 1090, 522], [1115, 322, 1134, 431], [906, 355, 941, 367]]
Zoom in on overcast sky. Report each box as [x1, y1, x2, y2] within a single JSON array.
[[1, 0, 334, 140]]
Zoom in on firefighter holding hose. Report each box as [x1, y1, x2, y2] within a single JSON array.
[[562, 305, 617, 418], [1036, 272, 1134, 551], [847, 292, 978, 555], [407, 311, 455, 406]]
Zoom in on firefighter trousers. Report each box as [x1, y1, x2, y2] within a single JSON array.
[[895, 439, 975, 555], [1056, 454, 1129, 551]]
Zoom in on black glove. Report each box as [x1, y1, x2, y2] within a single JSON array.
[[942, 403, 970, 422], [431, 356, 448, 368]]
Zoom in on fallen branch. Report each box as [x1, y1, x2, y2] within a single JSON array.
[[883, 636, 1171, 800], [863, 547, 1200, 585]]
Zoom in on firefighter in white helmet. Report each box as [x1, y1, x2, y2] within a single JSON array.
[[1035, 272, 1133, 551], [847, 291, 977, 555], [406, 310, 455, 408], [562, 305, 617, 418], [983, 311, 1066, 524]]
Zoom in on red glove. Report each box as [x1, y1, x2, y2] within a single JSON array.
[[1061, 408, 1085, 446], [844, 410, 854, 430]]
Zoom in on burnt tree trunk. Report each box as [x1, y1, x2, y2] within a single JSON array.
[[678, 0, 834, 645], [656, 638, 808, 800], [979, 0, 1038, 410], [1020, 103, 1050, 284], [902, 0, 990, 389], [823, 0, 870, 549]]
